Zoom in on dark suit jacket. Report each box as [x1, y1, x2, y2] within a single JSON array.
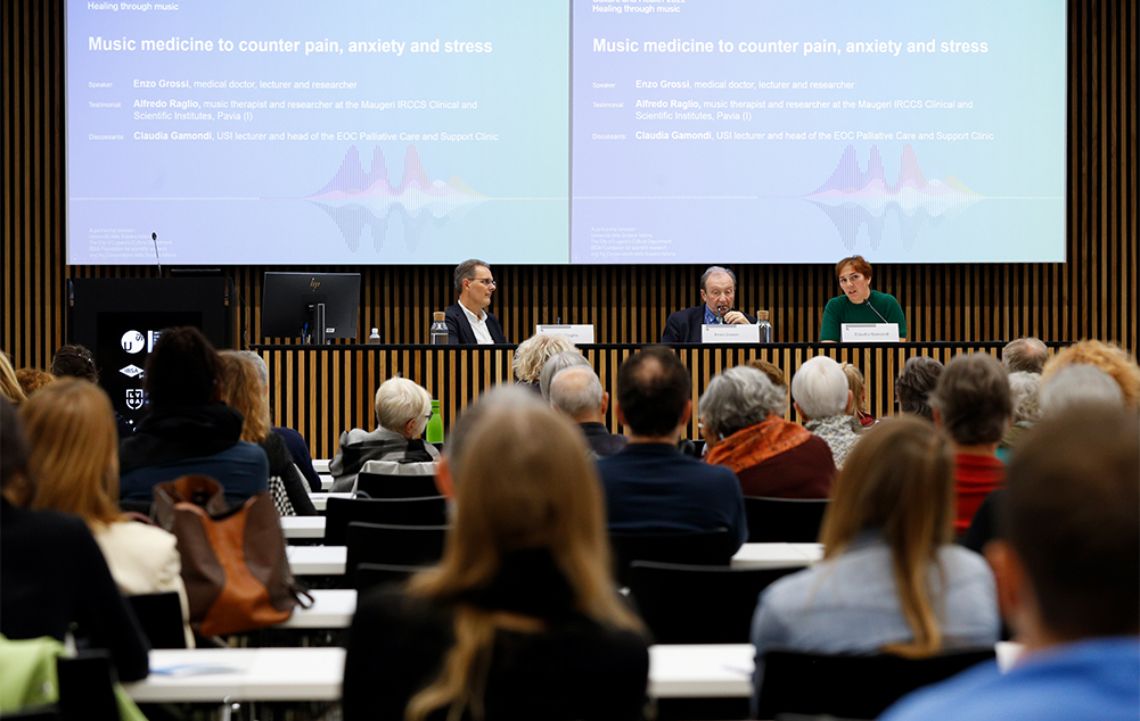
[[661, 305, 755, 343], [444, 302, 507, 345]]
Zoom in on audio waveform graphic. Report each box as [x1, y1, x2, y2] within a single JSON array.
[[308, 145, 484, 253], [804, 145, 981, 250]]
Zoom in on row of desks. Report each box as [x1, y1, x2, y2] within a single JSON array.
[[285, 542, 825, 576]]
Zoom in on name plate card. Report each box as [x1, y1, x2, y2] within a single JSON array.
[[535, 324, 595, 345], [841, 323, 900, 342], [701, 324, 760, 344]]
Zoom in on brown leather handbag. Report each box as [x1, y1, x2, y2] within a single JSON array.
[[153, 475, 311, 636]]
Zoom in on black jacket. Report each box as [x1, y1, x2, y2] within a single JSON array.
[[661, 305, 756, 343], [445, 302, 507, 345]]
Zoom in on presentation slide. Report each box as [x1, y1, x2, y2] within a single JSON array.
[[66, 1, 1065, 266], [66, 1, 569, 265], [572, 0, 1065, 263]]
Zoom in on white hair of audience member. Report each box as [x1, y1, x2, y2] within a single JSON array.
[[791, 355, 850, 420], [549, 365, 604, 419], [539, 350, 592, 401], [700, 366, 785, 438], [1039, 364, 1125, 416], [240, 350, 269, 387], [512, 333, 577, 384], [1007, 371, 1042, 427], [374, 377, 433, 436], [1001, 337, 1049, 374], [445, 385, 547, 476]]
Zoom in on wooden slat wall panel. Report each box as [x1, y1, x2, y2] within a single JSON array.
[[3, 1, 1136, 442]]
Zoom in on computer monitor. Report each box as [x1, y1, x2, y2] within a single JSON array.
[[261, 272, 361, 344]]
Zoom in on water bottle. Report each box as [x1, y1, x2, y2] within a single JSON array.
[[425, 400, 444, 444], [368, 327, 381, 344], [430, 311, 449, 345], [756, 309, 773, 343]]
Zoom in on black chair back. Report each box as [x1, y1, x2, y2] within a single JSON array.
[[325, 496, 448, 545], [354, 562, 429, 592], [55, 652, 119, 721], [356, 472, 440, 499], [757, 648, 996, 720], [626, 561, 800, 643], [126, 591, 187, 649], [608, 528, 736, 587], [744, 496, 830, 542], [345, 522, 448, 579]]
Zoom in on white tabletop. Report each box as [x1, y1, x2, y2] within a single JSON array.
[[649, 644, 754, 698], [287, 545, 347, 575], [312, 459, 330, 474], [124, 647, 345, 702], [281, 516, 326, 540], [279, 589, 356, 629], [285, 542, 817, 578], [307, 492, 353, 512], [319, 474, 333, 491]]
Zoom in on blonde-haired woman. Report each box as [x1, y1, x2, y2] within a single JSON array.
[[512, 333, 577, 390], [343, 388, 648, 721], [750, 416, 998, 700], [21, 379, 192, 645], [217, 351, 315, 515], [0, 351, 27, 406]]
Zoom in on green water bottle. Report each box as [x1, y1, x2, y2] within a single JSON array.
[[425, 400, 444, 444]]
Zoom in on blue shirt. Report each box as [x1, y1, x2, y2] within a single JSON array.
[[881, 637, 1140, 721], [703, 306, 722, 325]]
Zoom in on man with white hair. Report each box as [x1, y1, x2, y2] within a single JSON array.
[[1001, 337, 1048, 375], [549, 365, 627, 458], [329, 377, 440, 491], [791, 356, 860, 467], [661, 266, 755, 343]]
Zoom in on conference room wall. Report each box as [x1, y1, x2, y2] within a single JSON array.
[[3, 3, 1135, 390]]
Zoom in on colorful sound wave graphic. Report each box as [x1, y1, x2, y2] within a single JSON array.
[[308, 145, 485, 252], [805, 145, 981, 250]]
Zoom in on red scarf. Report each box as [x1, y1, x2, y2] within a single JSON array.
[[706, 416, 813, 473]]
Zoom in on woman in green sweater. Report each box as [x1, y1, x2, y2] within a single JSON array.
[[820, 255, 907, 342]]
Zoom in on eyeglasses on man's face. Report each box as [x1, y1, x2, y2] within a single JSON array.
[[471, 278, 497, 287]]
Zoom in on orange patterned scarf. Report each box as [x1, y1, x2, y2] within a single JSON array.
[[705, 416, 813, 473]]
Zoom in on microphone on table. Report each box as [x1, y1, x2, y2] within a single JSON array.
[[151, 231, 162, 277], [865, 298, 889, 324]]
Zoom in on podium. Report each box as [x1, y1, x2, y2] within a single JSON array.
[[68, 277, 233, 427]]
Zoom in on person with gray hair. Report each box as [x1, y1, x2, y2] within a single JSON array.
[[539, 350, 591, 401], [791, 356, 861, 468], [701, 366, 835, 498], [549, 365, 627, 458], [895, 356, 943, 420], [444, 258, 507, 345], [661, 265, 755, 342], [998, 371, 1042, 460], [329, 376, 441, 491], [1001, 337, 1049, 374], [238, 350, 322, 491], [1039, 364, 1125, 416]]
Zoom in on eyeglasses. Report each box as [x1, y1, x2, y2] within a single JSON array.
[[472, 278, 497, 287]]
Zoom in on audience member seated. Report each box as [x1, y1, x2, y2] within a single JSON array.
[[330, 376, 440, 492], [1039, 363, 1124, 415], [842, 362, 876, 429], [701, 366, 834, 498], [1040, 339, 1140, 408], [49, 343, 98, 382], [0, 351, 27, 406], [751, 417, 999, 702], [512, 333, 577, 393], [895, 356, 943, 420], [746, 358, 788, 392], [218, 351, 316, 515], [1000, 337, 1048, 374], [791, 356, 861, 467], [119, 327, 268, 507], [15, 368, 54, 398], [997, 371, 1041, 462], [882, 405, 1139, 721], [21, 379, 193, 645], [549, 364, 627, 458], [539, 349, 591, 401], [342, 388, 649, 721], [597, 346, 747, 550], [930, 353, 1011, 534], [239, 350, 323, 491], [0, 397, 150, 682]]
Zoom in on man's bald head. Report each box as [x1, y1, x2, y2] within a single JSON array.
[[549, 365, 606, 423]]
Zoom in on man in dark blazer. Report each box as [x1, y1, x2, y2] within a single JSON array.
[[445, 258, 507, 345], [597, 346, 748, 550], [661, 265, 754, 343]]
